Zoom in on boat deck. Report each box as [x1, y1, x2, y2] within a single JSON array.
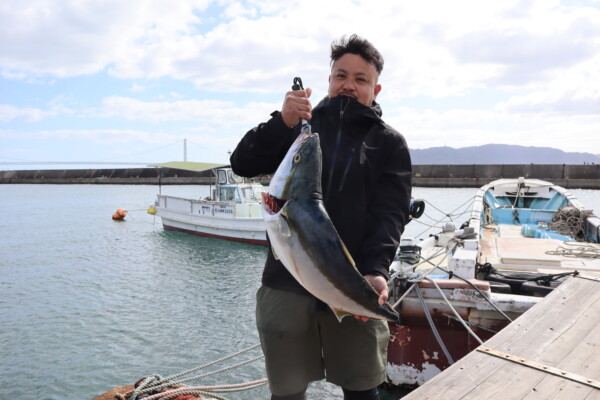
[[401, 274, 600, 399], [480, 224, 600, 275]]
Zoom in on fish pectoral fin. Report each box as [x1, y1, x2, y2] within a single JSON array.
[[271, 247, 279, 260], [276, 213, 291, 237], [331, 307, 353, 322]]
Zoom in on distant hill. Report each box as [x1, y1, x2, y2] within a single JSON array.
[[409, 144, 600, 165]]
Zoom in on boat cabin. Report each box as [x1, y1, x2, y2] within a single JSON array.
[[212, 168, 265, 204]]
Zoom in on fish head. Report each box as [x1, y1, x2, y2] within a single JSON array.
[[264, 129, 321, 214]]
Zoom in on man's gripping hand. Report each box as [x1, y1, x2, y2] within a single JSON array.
[[354, 274, 389, 322], [281, 88, 312, 128]]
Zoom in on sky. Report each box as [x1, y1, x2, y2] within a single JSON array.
[[1, 0, 600, 169]]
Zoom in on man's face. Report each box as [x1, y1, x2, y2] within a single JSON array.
[[328, 53, 381, 107]]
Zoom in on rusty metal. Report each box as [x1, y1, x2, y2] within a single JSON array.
[[386, 303, 506, 386]]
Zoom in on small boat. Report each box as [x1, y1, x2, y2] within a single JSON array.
[[149, 165, 267, 245], [385, 178, 600, 390]]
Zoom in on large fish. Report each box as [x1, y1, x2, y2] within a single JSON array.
[[261, 125, 400, 322]]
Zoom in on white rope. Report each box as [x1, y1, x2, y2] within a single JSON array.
[[141, 379, 269, 400], [546, 241, 600, 259], [423, 277, 484, 345], [126, 344, 265, 400], [414, 197, 474, 238], [390, 240, 458, 309], [162, 344, 261, 382]]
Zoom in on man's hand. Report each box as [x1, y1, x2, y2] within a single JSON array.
[[354, 274, 389, 322], [281, 88, 312, 128]]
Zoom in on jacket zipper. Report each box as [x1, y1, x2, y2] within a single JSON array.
[[325, 100, 349, 201], [338, 147, 355, 192]]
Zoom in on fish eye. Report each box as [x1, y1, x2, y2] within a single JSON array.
[[294, 153, 302, 163]]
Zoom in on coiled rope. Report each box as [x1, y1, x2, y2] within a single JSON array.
[[548, 206, 594, 241], [124, 344, 267, 400], [141, 380, 269, 400]]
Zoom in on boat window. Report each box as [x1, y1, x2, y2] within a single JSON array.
[[253, 185, 265, 200], [219, 187, 240, 202], [217, 170, 228, 184], [228, 170, 245, 184], [241, 187, 258, 202]]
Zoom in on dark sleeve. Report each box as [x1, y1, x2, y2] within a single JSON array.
[[359, 129, 412, 280], [230, 111, 297, 178]]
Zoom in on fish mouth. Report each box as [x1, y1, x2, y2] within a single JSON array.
[[262, 192, 286, 215], [297, 130, 318, 142]]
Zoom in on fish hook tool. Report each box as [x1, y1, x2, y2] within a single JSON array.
[[292, 77, 311, 133]]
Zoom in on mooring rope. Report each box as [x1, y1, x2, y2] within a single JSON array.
[[414, 284, 455, 364], [141, 379, 269, 400], [161, 344, 262, 382], [413, 197, 475, 238], [125, 344, 266, 400], [423, 277, 484, 345], [390, 240, 459, 309]]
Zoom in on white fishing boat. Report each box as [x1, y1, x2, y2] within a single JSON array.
[[148, 163, 267, 245], [385, 178, 600, 391]]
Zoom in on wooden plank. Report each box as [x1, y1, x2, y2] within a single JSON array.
[[401, 276, 600, 399], [475, 346, 600, 389]]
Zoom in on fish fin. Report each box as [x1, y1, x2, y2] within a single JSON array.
[[339, 240, 357, 268], [271, 247, 279, 260], [331, 307, 353, 322], [277, 213, 291, 237]]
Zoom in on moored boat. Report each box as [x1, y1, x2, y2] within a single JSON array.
[[385, 178, 600, 389], [149, 165, 267, 245]]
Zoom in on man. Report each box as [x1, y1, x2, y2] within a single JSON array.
[[230, 34, 412, 400]]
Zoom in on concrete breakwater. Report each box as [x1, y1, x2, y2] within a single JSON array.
[[412, 164, 600, 189], [0, 164, 599, 189], [0, 167, 216, 185]]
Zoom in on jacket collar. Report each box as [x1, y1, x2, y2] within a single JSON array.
[[313, 95, 383, 122]]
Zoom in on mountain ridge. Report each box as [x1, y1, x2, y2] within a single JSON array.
[[409, 144, 600, 165]]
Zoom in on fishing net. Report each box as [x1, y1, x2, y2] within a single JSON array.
[[547, 206, 594, 242]]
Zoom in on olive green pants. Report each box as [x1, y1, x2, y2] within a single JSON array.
[[256, 285, 389, 396]]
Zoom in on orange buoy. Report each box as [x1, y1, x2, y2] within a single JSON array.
[[112, 208, 128, 220]]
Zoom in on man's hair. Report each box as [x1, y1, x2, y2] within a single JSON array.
[[330, 34, 384, 75]]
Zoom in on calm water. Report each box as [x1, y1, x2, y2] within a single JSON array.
[[0, 184, 598, 400]]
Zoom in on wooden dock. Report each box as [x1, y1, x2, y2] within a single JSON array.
[[401, 274, 600, 399]]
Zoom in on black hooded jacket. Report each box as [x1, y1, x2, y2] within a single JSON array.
[[230, 95, 412, 295]]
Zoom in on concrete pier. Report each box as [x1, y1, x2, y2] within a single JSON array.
[[0, 164, 599, 188]]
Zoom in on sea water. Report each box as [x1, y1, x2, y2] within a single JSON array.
[[0, 184, 598, 400]]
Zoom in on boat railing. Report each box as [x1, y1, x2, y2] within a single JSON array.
[[157, 194, 263, 219]]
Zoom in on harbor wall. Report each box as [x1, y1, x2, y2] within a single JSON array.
[[0, 164, 598, 188], [412, 164, 600, 189], [0, 167, 216, 185]]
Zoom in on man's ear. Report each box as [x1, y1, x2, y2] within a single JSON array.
[[373, 84, 382, 99]]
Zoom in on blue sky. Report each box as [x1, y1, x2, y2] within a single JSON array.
[[1, 0, 600, 169]]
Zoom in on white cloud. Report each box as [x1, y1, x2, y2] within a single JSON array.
[[0, 104, 55, 122], [1, 0, 600, 159], [98, 96, 278, 128]]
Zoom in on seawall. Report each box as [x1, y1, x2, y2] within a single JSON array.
[[411, 164, 600, 189], [0, 164, 599, 189], [0, 167, 216, 185]]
